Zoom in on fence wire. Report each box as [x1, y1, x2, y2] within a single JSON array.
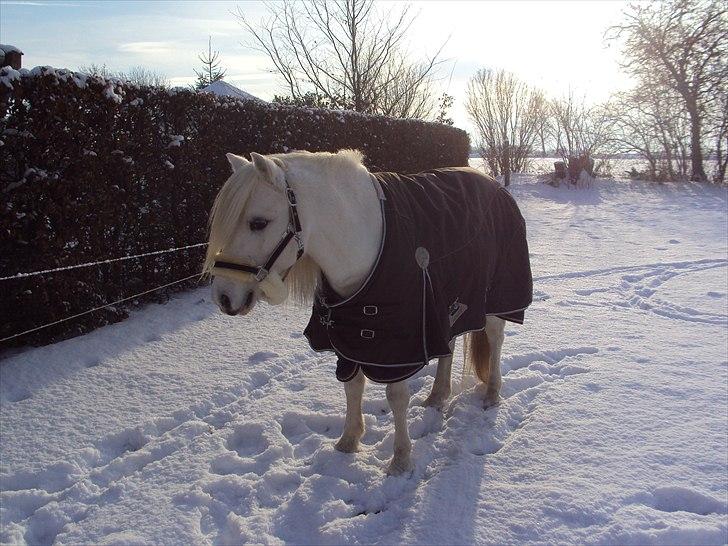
[[0, 242, 208, 281], [1, 272, 204, 343]]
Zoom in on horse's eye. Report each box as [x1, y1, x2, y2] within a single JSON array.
[[249, 218, 269, 232]]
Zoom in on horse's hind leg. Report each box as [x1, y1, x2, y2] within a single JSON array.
[[483, 316, 505, 408], [335, 369, 366, 453], [386, 379, 413, 475], [423, 340, 455, 408]]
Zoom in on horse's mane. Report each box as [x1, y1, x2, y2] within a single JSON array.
[[204, 149, 366, 305]]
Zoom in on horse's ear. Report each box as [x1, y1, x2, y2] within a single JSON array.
[[250, 152, 286, 193], [226, 153, 249, 173]]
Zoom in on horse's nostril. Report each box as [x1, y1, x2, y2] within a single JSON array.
[[219, 294, 231, 311]]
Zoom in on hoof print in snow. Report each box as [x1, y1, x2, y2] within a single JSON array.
[[354, 508, 383, 517], [108, 427, 149, 456], [248, 351, 278, 364], [226, 423, 269, 458], [650, 486, 728, 516], [6, 390, 32, 403]]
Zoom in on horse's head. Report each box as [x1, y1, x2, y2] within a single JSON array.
[[204, 152, 304, 316]]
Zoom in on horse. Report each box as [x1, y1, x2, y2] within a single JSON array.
[[204, 149, 532, 476]]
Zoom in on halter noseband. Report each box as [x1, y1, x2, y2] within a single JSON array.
[[213, 178, 304, 282]]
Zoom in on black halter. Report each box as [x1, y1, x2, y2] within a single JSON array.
[[213, 178, 304, 282]]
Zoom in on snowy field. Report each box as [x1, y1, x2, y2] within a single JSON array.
[[1, 171, 727, 545]]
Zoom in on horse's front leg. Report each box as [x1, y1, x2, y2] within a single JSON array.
[[386, 379, 413, 475], [335, 368, 366, 453]]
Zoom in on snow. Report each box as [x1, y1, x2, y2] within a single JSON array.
[[200, 80, 262, 103], [103, 83, 123, 104], [0, 45, 23, 55], [167, 135, 184, 148], [0, 67, 21, 89], [1, 171, 727, 545]]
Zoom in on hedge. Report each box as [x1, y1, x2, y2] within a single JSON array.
[[0, 66, 470, 348]]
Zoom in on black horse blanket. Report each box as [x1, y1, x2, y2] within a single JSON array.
[[304, 167, 532, 383]]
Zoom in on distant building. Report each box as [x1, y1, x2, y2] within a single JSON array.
[[0, 44, 23, 69], [200, 80, 263, 103]]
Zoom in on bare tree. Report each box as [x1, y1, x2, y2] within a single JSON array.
[[237, 0, 444, 118], [609, 0, 727, 181], [79, 64, 169, 88], [466, 69, 545, 186], [607, 84, 692, 181], [194, 36, 227, 90], [550, 91, 611, 179], [607, 95, 662, 179], [710, 90, 728, 183], [121, 66, 170, 88], [533, 100, 553, 157], [79, 63, 114, 78]]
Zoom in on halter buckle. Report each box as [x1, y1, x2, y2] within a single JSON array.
[[255, 268, 269, 282], [286, 187, 297, 206]]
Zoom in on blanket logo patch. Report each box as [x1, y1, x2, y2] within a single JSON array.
[[448, 298, 468, 326]]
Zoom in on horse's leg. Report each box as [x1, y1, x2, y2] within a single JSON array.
[[386, 379, 413, 475], [423, 340, 455, 408], [484, 316, 506, 408], [335, 368, 366, 453]]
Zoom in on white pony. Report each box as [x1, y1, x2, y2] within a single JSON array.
[[204, 150, 514, 476]]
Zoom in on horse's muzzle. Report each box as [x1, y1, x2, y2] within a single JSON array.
[[218, 290, 256, 316]]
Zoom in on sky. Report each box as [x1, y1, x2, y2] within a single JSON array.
[[0, 0, 635, 137]]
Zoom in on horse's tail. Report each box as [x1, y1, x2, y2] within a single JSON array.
[[463, 329, 491, 384]]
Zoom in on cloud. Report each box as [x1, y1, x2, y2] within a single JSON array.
[[3, 1, 80, 5], [118, 41, 178, 56]]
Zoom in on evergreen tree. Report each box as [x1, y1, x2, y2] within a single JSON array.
[[194, 36, 227, 90]]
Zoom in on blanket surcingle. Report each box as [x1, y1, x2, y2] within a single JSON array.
[[303, 167, 533, 383]]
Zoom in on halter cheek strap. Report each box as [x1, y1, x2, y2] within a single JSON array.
[[213, 178, 304, 282]]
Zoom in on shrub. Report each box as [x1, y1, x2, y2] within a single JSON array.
[[0, 66, 469, 348]]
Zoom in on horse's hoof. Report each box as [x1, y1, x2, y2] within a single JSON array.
[[483, 394, 502, 409], [422, 396, 446, 409], [423, 390, 450, 409], [334, 436, 360, 453], [386, 457, 413, 476]]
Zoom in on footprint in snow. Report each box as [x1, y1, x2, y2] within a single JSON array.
[[5, 389, 32, 403], [650, 486, 727, 516], [211, 422, 292, 477], [533, 289, 550, 301], [226, 422, 269, 458], [248, 351, 278, 364]]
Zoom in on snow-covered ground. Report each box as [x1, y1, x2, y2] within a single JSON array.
[[1, 173, 727, 545]]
